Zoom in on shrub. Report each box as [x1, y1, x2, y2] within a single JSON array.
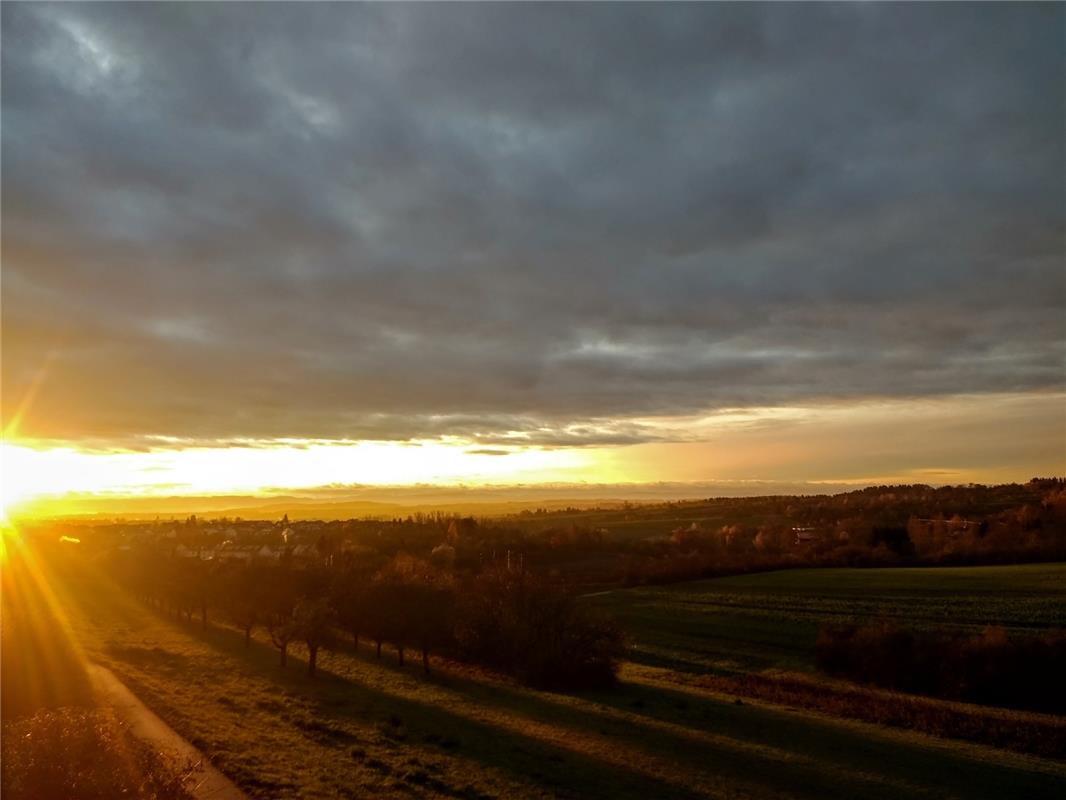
[[816, 622, 1066, 713], [1, 707, 200, 799]]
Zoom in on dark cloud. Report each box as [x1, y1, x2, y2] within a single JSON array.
[[2, 2, 1063, 446], [465, 449, 511, 458]]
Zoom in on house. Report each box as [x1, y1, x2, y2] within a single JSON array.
[[173, 544, 214, 561], [214, 542, 259, 563], [256, 544, 284, 562], [792, 527, 821, 545]]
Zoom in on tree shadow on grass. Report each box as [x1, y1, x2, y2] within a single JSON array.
[[359, 651, 1066, 800], [579, 679, 1066, 800], [105, 643, 195, 674], [313, 635, 1066, 800], [96, 604, 703, 799], [89, 589, 1066, 800]]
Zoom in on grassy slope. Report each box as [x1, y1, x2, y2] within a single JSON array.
[[54, 565, 1066, 800], [592, 564, 1066, 674]]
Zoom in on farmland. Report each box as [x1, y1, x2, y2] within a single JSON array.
[[12, 551, 1060, 799], [591, 564, 1066, 674]]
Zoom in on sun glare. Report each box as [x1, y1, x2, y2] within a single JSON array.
[[3, 392, 1062, 518], [0, 439, 596, 516], [1, 445, 30, 521]]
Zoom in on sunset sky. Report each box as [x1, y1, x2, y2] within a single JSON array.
[[2, 3, 1063, 514]]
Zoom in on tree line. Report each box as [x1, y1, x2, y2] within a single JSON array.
[[110, 550, 623, 689], [816, 621, 1066, 714]]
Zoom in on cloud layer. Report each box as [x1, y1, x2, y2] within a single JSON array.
[[3, 3, 1063, 447]]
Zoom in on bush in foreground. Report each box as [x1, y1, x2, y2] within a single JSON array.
[[1, 707, 200, 800]]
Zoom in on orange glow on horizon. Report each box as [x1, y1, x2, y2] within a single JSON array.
[[2, 392, 1061, 519], [0, 438, 597, 517]]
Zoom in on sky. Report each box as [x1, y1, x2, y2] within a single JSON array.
[[2, 3, 1064, 512]]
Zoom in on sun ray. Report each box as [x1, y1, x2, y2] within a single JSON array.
[[2, 350, 59, 442]]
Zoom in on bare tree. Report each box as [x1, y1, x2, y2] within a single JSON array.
[[293, 598, 334, 677]]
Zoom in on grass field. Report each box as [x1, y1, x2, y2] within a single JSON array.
[[591, 564, 1066, 675], [21, 559, 1056, 799]]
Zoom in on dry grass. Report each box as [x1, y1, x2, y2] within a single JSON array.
[[664, 667, 1066, 759]]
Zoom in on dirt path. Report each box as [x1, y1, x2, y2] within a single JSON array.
[[88, 664, 248, 800]]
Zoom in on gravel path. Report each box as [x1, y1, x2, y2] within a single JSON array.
[[88, 664, 248, 800]]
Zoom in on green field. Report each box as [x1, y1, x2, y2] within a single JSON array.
[[591, 564, 1066, 675], [8, 547, 1065, 799], [35, 561, 1059, 798]]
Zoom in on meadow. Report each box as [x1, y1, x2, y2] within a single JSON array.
[[22, 557, 1061, 799], [591, 564, 1066, 674]]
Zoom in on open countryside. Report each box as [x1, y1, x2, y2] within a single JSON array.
[[5, 545, 1066, 799], [5, 483, 1066, 798], [597, 564, 1066, 674], [3, 3, 1064, 798]]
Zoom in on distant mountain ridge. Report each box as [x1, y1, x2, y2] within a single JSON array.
[[13, 480, 875, 520]]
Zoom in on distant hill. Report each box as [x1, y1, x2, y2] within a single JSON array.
[[14, 480, 869, 521]]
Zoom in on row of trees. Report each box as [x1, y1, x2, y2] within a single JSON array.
[[59, 479, 1066, 597], [621, 503, 1066, 587], [112, 551, 623, 688], [816, 621, 1066, 714]]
